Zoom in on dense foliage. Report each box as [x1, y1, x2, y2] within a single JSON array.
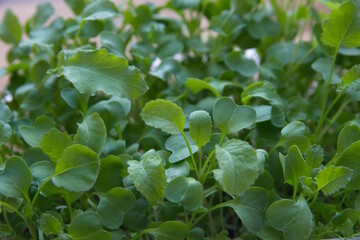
[[0, 0, 360, 239]]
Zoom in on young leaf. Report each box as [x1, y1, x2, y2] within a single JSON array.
[[280, 121, 311, 153], [19, 116, 53, 148], [165, 161, 190, 183], [0, 9, 21, 44], [213, 97, 256, 136], [68, 211, 111, 240], [165, 176, 203, 211], [0, 104, 11, 123], [229, 187, 268, 234], [26, 2, 54, 31], [266, 196, 313, 240], [95, 155, 124, 193], [184, 78, 221, 97], [165, 133, 198, 163], [141, 99, 185, 135], [321, 1, 360, 49], [81, 0, 118, 21], [128, 153, 167, 202], [304, 145, 324, 173], [189, 110, 212, 148], [40, 128, 72, 163], [0, 156, 31, 198], [0, 121, 11, 145], [148, 221, 189, 240], [215, 139, 261, 196], [279, 145, 309, 189], [39, 213, 63, 236], [58, 49, 148, 99], [224, 51, 258, 77], [96, 187, 136, 230], [316, 166, 353, 196], [52, 144, 100, 192], [74, 113, 106, 155], [342, 64, 360, 86], [337, 124, 360, 154], [241, 81, 282, 106]]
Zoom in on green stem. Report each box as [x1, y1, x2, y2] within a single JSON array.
[[292, 184, 298, 199], [31, 175, 53, 207], [0, 201, 37, 239], [183, 207, 189, 226], [115, 125, 123, 140], [181, 131, 200, 178], [3, 206, 15, 235], [268, 140, 281, 156], [190, 201, 231, 228]]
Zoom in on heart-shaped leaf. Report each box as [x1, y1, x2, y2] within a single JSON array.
[[128, 153, 167, 202], [68, 211, 111, 240], [0, 156, 31, 198], [52, 144, 100, 192], [214, 139, 261, 196], [40, 128, 72, 163], [189, 110, 212, 148], [74, 113, 106, 155], [165, 133, 198, 163], [165, 176, 203, 211], [20, 116, 53, 148], [141, 99, 185, 135], [213, 97, 256, 136], [58, 49, 148, 99], [96, 187, 136, 229], [148, 221, 189, 240]]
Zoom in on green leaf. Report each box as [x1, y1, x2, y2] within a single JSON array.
[[165, 133, 198, 163], [96, 187, 136, 230], [335, 140, 360, 190], [0, 156, 31, 198], [304, 145, 324, 173], [0, 104, 11, 123], [19, 116, 53, 148], [26, 2, 54, 31], [0, 121, 11, 145], [40, 128, 72, 163], [65, 0, 86, 15], [311, 58, 341, 84], [165, 176, 203, 211], [171, 0, 201, 9], [224, 51, 258, 77], [39, 213, 63, 236], [189, 110, 212, 148], [58, 49, 148, 99], [128, 153, 167, 202], [148, 221, 189, 240], [229, 187, 268, 234], [141, 99, 185, 135], [81, 0, 118, 21], [52, 144, 100, 192], [316, 166, 353, 195], [321, 1, 360, 49], [184, 78, 231, 97], [0, 9, 21, 44], [242, 81, 282, 106], [342, 64, 360, 86], [101, 31, 126, 58], [165, 161, 190, 183], [279, 145, 309, 188], [280, 121, 311, 153], [337, 124, 360, 154], [68, 211, 111, 240], [266, 196, 313, 240], [95, 155, 124, 193], [74, 113, 106, 155], [60, 87, 89, 110], [215, 139, 261, 196], [213, 97, 256, 135]]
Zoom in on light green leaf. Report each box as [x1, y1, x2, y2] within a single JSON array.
[[26, 2, 54, 31], [266, 197, 313, 240], [128, 153, 167, 202], [95, 155, 124, 193], [253, 105, 272, 123], [279, 145, 309, 189], [311, 58, 341, 84], [242, 81, 282, 106], [337, 124, 360, 154], [40, 128, 72, 163], [189, 110, 212, 148], [215, 139, 261, 196], [280, 121, 311, 153], [342, 64, 360, 90], [101, 31, 125, 58], [0, 104, 11, 123], [39, 213, 63, 236], [149, 221, 189, 240], [68, 211, 111, 240], [213, 97, 256, 135], [96, 187, 136, 230], [184, 78, 230, 97], [165, 133, 198, 163], [304, 145, 324, 173], [52, 144, 100, 192], [19, 116, 53, 148], [165, 176, 203, 211], [81, 0, 118, 21], [224, 51, 258, 77], [316, 166, 353, 195], [165, 161, 190, 183], [65, 0, 86, 15], [141, 99, 185, 135], [0, 121, 11, 145], [58, 49, 148, 99], [0, 9, 21, 44], [0, 156, 31, 198], [321, 1, 360, 49], [171, 0, 201, 9], [74, 113, 106, 155]]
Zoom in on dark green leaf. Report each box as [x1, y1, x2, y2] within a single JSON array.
[[39, 213, 63, 236], [148, 221, 189, 240], [95, 155, 124, 192], [224, 51, 258, 77], [19, 116, 53, 148]]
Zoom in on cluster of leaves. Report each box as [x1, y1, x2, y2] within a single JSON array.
[[1, 0, 360, 239]]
